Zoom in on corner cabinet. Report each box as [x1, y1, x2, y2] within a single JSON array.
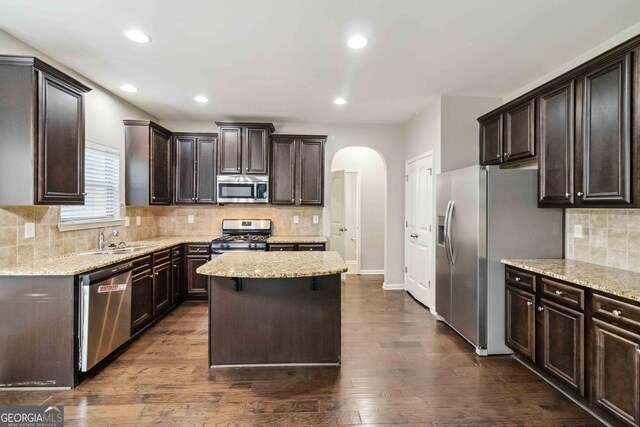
[[271, 135, 326, 206], [0, 55, 91, 205], [174, 133, 218, 204], [124, 120, 173, 205], [215, 122, 274, 175]]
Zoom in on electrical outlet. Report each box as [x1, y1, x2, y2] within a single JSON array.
[[24, 222, 35, 239], [188, 215, 195, 224], [136, 216, 141, 226], [293, 215, 299, 224], [312, 215, 319, 224], [574, 224, 583, 238], [124, 216, 130, 227]]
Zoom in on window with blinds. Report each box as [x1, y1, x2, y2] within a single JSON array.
[[60, 142, 120, 223]]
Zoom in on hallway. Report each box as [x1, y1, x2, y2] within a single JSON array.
[[0, 275, 599, 426]]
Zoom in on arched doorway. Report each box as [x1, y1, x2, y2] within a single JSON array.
[[329, 147, 386, 276]]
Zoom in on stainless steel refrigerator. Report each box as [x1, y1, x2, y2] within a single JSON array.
[[436, 165, 563, 355]]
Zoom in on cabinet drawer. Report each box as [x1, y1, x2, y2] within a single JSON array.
[[541, 277, 585, 311], [153, 249, 171, 264], [269, 244, 296, 252], [187, 244, 210, 255], [171, 245, 182, 259], [132, 255, 152, 276], [298, 243, 325, 251], [505, 267, 536, 292], [592, 293, 640, 333]]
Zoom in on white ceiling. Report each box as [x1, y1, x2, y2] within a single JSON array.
[[1, 0, 640, 123]]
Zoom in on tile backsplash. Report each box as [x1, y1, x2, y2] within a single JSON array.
[[565, 209, 640, 272], [0, 205, 322, 268]]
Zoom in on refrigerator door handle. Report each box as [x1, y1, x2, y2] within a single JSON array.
[[444, 200, 453, 265], [446, 201, 455, 265]]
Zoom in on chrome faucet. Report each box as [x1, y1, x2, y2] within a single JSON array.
[[98, 228, 120, 251]]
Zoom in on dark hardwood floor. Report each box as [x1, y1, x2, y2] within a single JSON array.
[[0, 275, 601, 426]]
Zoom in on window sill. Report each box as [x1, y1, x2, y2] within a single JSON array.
[[58, 218, 124, 232]]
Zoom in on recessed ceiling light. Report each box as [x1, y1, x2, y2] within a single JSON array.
[[123, 29, 152, 44], [333, 97, 347, 105], [194, 95, 209, 103], [347, 35, 369, 49], [119, 84, 138, 93]]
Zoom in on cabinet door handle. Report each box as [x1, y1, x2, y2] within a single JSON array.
[[537, 306, 544, 312], [82, 192, 87, 196], [148, 274, 154, 278], [155, 271, 159, 276], [612, 309, 623, 317], [526, 301, 533, 306], [565, 193, 571, 198], [555, 290, 563, 296], [504, 152, 508, 157], [514, 277, 521, 282], [496, 154, 500, 158], [576, 192, 584, 197], [173, 264, 178, 268]]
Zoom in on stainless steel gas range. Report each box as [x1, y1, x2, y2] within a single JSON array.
[[210, 219, 272, 258]]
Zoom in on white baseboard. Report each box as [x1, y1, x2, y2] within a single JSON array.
[[382, 283, 404, 291], [360, 269, 384, 275]]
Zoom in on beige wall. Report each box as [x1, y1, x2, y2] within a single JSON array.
[[331, 147, 385, 272], [163, 120, 406, 286], [0, 28, 157, 202]]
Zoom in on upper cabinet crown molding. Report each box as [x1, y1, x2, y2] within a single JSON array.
[[0, 55, 91, 205], [215, 122, 275, 133]]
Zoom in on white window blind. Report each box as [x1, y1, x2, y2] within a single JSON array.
[[60, 142, 120, 223]]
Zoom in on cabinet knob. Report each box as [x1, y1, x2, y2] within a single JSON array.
[[155, 271, 159, 276], [537, 306, 544, 312], [504, 153, 508, 157], [577, 192, 584, 197], [565, 193, 571, 198], [148, 274, 154, 278], [82, 192, 87, 196], [612, 309, 623, 317], [496, 154, 500, 158], [526, 301, 533, 306], [515, 277, 521, 282], [555, 290, 563, 296]]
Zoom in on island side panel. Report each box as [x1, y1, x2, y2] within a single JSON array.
[[0, 276, 76, 388], [208, 274, 341, 366]]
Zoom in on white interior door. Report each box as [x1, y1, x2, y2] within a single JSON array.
[[414, 156, 434, 307], [405, 154, 434, 308], [343, 171, 359, 274], [405, 161, 417, 293], [330, 170, 347, 260]]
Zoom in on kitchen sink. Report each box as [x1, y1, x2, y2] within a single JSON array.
[[77, 244, 157, 256]]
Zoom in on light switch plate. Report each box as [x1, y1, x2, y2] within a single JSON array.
[[293, 215, 299, 224], [574, 224, 583, 238], [136, 216, 141, 226], [312, 215, 319, 224], [24, 222, 35, 239], [124, 216, 130, 227], [188, 215, 195, 224]]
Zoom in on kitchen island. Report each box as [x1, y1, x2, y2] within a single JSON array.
[[197, 251, 347, 368]]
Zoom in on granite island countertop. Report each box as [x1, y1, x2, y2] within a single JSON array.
[[502, 258, 640, 303], [197, 251, 347, 278], [0, 235, 219, 276], [266, 235, 327, 244]]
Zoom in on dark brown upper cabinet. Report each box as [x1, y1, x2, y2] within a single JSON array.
[[174, 133, 218, 204], [538, 81, 575, 207], [124, 120, 173, 206], [215, 122, 274, 175], [504, 99, 536, 162], [575, 52, 633, 207], [271, 135, 326, 206], [0, 56, 91, 206], [479, 114, 502, 165]]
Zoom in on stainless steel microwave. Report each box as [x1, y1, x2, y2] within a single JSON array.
[[217, 175, 269, 203]]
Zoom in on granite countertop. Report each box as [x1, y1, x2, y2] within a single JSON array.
[[197, 251, 347, 278], [266, 235, 327, 244], [502, 258, 640, 303], [0, 235, 219, 276]]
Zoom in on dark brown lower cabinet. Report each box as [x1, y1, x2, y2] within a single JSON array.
[[540, 298, 585, 395], [154, 261, 171, 315], [187, 256, 209, 298], [131, 269, 154, 334], [506, 285, 536, 363], [591, 318, 640, 426]]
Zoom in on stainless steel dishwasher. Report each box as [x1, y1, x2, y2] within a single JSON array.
[[79, 261, 134, 372]]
